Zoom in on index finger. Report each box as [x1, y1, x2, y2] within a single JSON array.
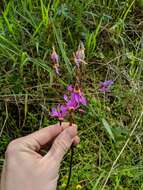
[[22, 122, 72, 151]]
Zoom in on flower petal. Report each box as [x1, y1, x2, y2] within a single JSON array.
[[79, 109, 86, 113], [104, 80, 113, 86], [67, 85, 73, 92], [64, 94, 69, 102], [51, 47, 59, 63], [50, 108, 58, 117], [99, 80, 113, 87], [99, 87, 109, 92], [72, 93, 80, 103], [60, 105, 68, 114], [79, 95, 87, 105]]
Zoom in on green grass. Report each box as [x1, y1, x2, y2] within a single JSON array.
[[0, 0, 143, 189]]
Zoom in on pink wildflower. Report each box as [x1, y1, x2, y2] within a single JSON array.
[[73, 42, 87, 67], [99, 80, 114, 92], [50, 104, 68, 121], [67, 85, 74, 92], [65, 85, 87, 108], [51, 47, 61, 75]]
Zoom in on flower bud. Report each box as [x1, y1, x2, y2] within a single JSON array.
[[51, 46, 59, 63]]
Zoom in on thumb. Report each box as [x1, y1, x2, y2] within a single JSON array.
[[44, 125, 77, 164]]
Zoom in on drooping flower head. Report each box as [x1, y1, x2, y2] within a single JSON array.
[[51, 46, 60, 75], [71, 88, 87, 106], [51, 46, 59, 63], [50, 104, 68, 121], [67, 85, 74, 92], [66, 97, 79, 111], [65, 85, 87, 109], [50, 84, 87, 121], [73, 42, 87, 67], [99, 80, 114, 92]]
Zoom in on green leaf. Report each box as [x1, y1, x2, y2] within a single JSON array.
[[102, 118, 115, 142]]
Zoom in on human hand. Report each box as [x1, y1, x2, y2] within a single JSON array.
[[0, 123, 79, 190]]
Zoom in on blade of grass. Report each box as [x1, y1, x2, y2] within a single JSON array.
[[102, 118, 115, 142]]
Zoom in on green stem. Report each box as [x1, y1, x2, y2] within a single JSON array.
[[65, 107, 74, 189], [65, 145, 74, 190]]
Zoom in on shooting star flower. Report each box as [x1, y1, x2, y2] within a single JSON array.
[[73, 42, 87, 67], [99, 80, 113, 92], [50, 104, 68, 121], [51, 46, 60, 75]]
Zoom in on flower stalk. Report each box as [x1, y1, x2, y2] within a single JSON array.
[[64, 145, 74, 190], [50, 42, 87, 189]]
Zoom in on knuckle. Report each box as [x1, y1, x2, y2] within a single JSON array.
[[65, 127, 77, 137], [5, 139, 21, 156]]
